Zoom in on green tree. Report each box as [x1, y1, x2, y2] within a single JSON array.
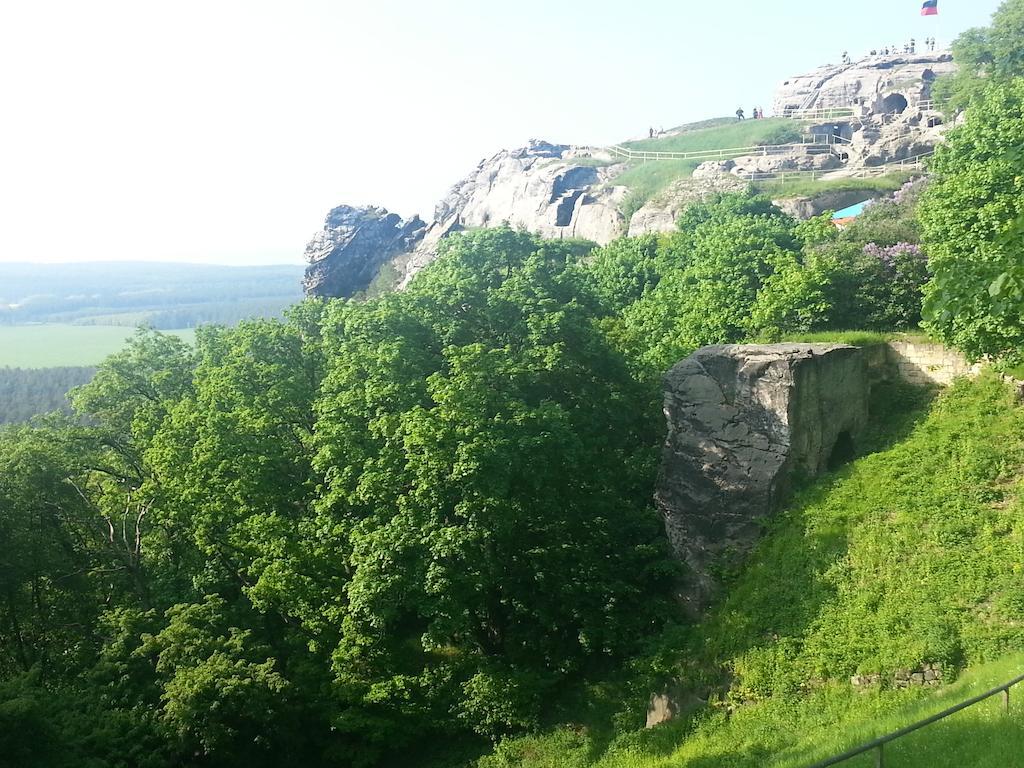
[[933, 0, 1024, 110], [313, 229, 674, 739], [920, 80, 1024, 363]]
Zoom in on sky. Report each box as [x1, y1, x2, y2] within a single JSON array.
[[0, 0, 1004, 265]]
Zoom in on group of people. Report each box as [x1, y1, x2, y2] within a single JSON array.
[[866, 37, 938, 57], [735, 107, 766, 121]]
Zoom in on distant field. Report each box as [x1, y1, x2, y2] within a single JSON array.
[[0, 325, 196, 367]]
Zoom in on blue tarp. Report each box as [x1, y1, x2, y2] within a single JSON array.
[[831, 200, 874, 219]]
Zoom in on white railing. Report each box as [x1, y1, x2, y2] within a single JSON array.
[[734, 150, 934, 183], [607, 135, 835, 163], [779, 106, 857, 120]]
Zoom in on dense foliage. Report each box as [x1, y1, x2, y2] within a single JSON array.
[[932, 0, 1024, 111], [919, 0, 1024, 364], [590, 189, 927, 373], [920, 81, 1024, 364], [0, 231, 682, 767], [0, 366, 95, 424]]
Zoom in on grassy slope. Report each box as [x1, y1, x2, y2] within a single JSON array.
[[482, 374, 1024, 768], [0, 325, 196, 367], [612, 120, 808, 218], [751, 173, 914, 198], [622, 119, 803, 154], [611, 119, 914, 224]]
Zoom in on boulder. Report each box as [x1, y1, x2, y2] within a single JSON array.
[[691, 159, 735, 179], [656, 344, 870, 614]]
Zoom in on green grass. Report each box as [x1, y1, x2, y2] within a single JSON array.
[[622, 119, 803, 155], [751, 173, 914, 199], [1001, 362, 1024, 381], [665, 117, 739, 134], [777, 330, 895, 347], [611, 119, 812, 222], [614, 160, 704, 222], [0, 324, 196, 367], [481, 375, 1024, 768], [486, 655, 1024, 768]]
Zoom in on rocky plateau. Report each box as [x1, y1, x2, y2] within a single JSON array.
[[304, 52, 957, 299]]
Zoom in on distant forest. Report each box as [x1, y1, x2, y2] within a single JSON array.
[[0, 262, 305, 328], [0, 366, 96, 425]]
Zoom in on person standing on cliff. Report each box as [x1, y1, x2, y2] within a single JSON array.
[[736, 107, 745, 121]]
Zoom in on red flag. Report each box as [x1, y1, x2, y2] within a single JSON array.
[[922, 0, 938, 15]]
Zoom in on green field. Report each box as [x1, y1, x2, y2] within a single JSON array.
[[0, 324, 196, 367]]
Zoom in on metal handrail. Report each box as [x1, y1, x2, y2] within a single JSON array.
[[807, 672, 1024, 768]]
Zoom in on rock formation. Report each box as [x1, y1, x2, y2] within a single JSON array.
[[627, 174, 747, 237], [303, 142, 629, 298], [433, 140, 627, 245], [302, 52, 959, 299], [656, 344, 869, 614], [303, 205, 427, 298], [772, 51, 955, 116]]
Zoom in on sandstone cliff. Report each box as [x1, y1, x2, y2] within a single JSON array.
[[772, 51, 955, 115], [304, 205, 427, 298], [303, 53, 957, 299]]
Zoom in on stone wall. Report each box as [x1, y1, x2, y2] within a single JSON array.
[[882, 340, 983, 386]]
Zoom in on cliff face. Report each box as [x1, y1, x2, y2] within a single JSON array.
[[303, 141, 629, 297], [303, 205, 427, 298], [772, 51, 955, 115], [656, 344, 870, 614], [434, 140, 627, 244]]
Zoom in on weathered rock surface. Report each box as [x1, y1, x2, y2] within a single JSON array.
[[656, 344, 869, 614], [304, 142, 630, 297], [302, 54, 961, 298], [772, 51, 956, 115], [303, 205, 427, 298], [434, 140, 627, 244], [627, 175, 747, 236]]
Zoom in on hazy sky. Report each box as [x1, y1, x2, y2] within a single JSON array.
[[0, 0, 1002, 265]]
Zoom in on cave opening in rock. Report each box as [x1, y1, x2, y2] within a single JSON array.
[[828, 430, 857, 470], [882, 93, 909, 114], [555, 191, 583, 227]]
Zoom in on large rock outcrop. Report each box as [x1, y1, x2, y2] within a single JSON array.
[[656, 344, 869, 614], [433, 139, 627, 244], [772, 51, 955, 115], [303, 142, 629, 297], [303, 205, 428, 298]]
